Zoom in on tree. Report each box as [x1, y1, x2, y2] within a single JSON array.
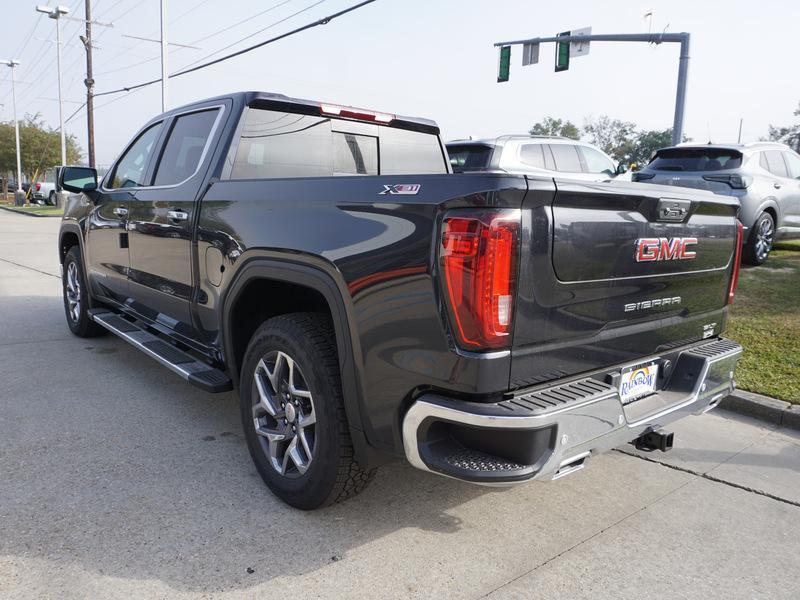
[[529, 117, 580, 140], [0, 114, 82, 194], [630, 128, 674, 166], [582, 115, 637, 162], [766, 102, 800, 152]]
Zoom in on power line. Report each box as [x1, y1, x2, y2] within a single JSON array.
[[93, 0, 298, 76], [177, 0, 326, 71], [93, 0, 376, 99]]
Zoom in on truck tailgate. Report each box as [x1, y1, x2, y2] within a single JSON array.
[[509, 178, 740, 390]]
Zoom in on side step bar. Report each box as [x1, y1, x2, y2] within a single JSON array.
[[89, 309, 233, 393]]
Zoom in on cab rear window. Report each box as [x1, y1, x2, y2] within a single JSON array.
[[649, 148, 742, 172]]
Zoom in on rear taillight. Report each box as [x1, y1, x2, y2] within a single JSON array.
[[703, 174, 752, 189], [440, 209, 520, 350], [727, 220, 744, 305], [35, 182, 41, 191]]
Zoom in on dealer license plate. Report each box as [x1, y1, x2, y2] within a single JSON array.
[[619, 362, 659, 405]]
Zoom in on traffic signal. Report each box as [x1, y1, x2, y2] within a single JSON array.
[[555, 31, 570, 72], [497, 45, 511, 82]]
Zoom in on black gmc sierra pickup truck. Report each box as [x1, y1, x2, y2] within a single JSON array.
[[58, 91, 744, 509]]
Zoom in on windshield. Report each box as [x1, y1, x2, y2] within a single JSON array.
[[648, 148, 742, 172], [447, 144, 493, 172]]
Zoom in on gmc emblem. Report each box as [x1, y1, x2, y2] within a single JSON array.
[[635, 237, 698, 262]]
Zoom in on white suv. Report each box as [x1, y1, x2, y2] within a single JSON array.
[[446, 135, 625, 181]]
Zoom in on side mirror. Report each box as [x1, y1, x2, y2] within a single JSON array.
[[616, 162, 629, 175], [60, 166, 98, 193]]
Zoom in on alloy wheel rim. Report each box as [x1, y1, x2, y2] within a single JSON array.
[[252, 350, 316, 478], [754, 217, 774, 261], [66, 262, 81, 322]]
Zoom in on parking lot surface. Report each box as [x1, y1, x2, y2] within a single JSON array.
[[1, 210, 799, 599]]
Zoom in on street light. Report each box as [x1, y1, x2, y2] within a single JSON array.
[[36, 5, 70, 168], [0, 59, 23, 204]]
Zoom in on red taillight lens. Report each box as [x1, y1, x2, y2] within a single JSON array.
[[440, 209, 520, 350], [727, 220, 744, 305], [35, 182, 41, 191]]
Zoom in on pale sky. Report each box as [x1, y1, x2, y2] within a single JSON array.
[[1, 0, 799, 166]]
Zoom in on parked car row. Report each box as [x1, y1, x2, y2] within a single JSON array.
[[445, 136, 800, 264], [1, 169, 59, 205]]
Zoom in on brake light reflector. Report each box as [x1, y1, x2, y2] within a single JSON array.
[[727, 220, 744, 305], [320, 103, 394, 124], [440, 209, 520, 350]]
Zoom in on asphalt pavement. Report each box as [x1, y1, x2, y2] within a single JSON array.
[[1, 210, 799, 599]]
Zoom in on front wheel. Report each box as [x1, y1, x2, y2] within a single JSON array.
[[744, 212, 774, 265], [240, 313, 375, 509], [62, 246, 104, 337], [48, 191, 56, 206]]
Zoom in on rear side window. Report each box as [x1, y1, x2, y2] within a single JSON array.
[[549, 144, 582, 172], [649, 148, 742, 171], [231, 108, 446, 179], [154, 109, 219, 185], [579, 146, 615, 175], [519, 144, 546, 168], [107, 122, 163, 189], [232, 110, 332, 179], [783, 151, 800, 179], [763, 150, 789, 178], [447, 145, 492, 172]]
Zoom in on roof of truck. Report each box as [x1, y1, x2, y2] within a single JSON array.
[[165, 91, 440, 134]]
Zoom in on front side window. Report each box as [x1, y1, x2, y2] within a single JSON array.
[[154, 109, 219, 186], [783, 151, 800, 179], [107, 122, 163, 189], [579, 146, 615, 175], [549, 144, 582, 173]]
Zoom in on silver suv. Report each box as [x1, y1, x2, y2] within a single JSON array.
[[634, 143, 800, 264], [446, 135, 625, 182]]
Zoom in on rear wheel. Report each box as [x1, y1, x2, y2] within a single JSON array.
[[240, 313, 375, 509], [62, 246, 104, 337], [48, 191, 56, 206], [744, 212, 774, 265]]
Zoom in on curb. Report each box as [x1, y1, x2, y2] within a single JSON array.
[[0, 205, 62, 218], [720, 390, 800, 430]]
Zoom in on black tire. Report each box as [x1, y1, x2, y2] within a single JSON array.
[[744, 212, 775, 266], [240, 312, 375, 509], [62, 246, 105, 337], [48, 191, 56, 206]]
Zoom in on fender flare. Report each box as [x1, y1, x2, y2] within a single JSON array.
[[220, 256, 376, 462]]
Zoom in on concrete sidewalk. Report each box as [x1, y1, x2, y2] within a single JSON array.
[[1, 210, 798, 599]]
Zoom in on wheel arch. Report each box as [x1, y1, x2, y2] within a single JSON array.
[[220, 257, 380, 466]]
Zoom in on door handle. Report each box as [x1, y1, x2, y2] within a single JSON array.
[[167, 209, 189, 222], [113, 206, 128, 217], [774, 182, 782, 189]]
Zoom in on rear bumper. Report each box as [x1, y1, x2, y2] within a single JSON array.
[[402, 338, 742, 485]]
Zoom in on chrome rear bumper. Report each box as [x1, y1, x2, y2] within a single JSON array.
[[402, 338, 742, 485]]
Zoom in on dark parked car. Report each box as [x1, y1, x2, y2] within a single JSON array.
[[58, 91, 743, 509], [633, 143, 800, 264]]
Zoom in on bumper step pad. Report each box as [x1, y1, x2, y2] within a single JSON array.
[[89, 309, 232, 393]]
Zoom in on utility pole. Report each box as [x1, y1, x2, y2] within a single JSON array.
[[36, 5, 70, 167], [1, 60, 23, 205], [82, 0, 95, 167], [160, 0, 168, 112], [494, 32, 692, 146]]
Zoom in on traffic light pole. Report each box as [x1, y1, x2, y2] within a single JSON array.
[[493, 32, 691, 146]]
